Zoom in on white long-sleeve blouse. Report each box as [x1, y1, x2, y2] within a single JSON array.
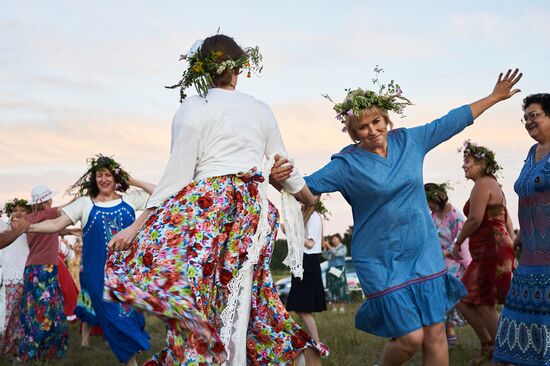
[[147, 88, 305, 208]]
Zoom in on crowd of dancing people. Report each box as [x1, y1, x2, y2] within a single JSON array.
[[0, 32, 549, 366]]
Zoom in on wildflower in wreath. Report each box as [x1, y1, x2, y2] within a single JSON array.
[[167, 34, 263, 102], [323, 66, 413, 133], [67, 154, 130, 197], [4, 198, 31, 216], [424, 182, 453, 204], [458, 139, 502, 176]]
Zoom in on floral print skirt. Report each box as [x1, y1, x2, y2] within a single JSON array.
[[18, 265, 68, 361], [105, 169, 329, 365], [0, 281, 24, 355]]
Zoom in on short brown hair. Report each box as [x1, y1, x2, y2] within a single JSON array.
[[344, 107, 393, 143], [200, 34, 245, 88]]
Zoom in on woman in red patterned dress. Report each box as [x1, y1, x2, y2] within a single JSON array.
[[453, 141, 516, 365]]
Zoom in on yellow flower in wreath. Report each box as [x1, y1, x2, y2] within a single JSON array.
[[192, 62, 204, 73]]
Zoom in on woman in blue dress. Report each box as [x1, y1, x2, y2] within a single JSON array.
[[272, 69, 522, 365], [25, 155, 154, 366], [493, 93, 550, 366]]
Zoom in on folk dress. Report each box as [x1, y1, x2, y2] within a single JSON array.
[[494, 145, 550, 365], [305, 106, 472, 338], [104, 89, 329, 366], [63, 195, 151, 363], [0, 223, 29, 355]]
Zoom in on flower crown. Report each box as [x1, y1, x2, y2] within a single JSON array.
[[323, 66, 413, 131], [314, 198, 330, 220], [424, 182, 452, 203], [458, 140, 502, 176], [3, 198, 30, 216], [67, 154, 130, 197], [166, 39, 263, 102]]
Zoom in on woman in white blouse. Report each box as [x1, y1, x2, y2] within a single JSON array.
[[105, 34, 328, 366], [0, 199, 30, 357], [24, 155, 154, 366]]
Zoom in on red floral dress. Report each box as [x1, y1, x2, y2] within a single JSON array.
[[461, 200, 515, 305], [105, 169, 328, 365]]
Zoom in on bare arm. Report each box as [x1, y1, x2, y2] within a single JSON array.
[[128, 176, 156, 195], [454, 179, 492, 258], [27, 213, 73, 234], [469, 69, 522, 119], [0, 222, 28, 249], [108, 207, 154, 251]]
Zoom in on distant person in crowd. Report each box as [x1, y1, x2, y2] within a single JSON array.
[[322, 233, 349, 312], [286, 199, 328, 341], [425, 183, 471, 347], [0, 199, 30, 358]]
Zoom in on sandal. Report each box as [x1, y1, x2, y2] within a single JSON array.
[[447, 334, 460, 347]]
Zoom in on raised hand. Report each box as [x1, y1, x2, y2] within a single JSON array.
[[491, 68, 523, 102]]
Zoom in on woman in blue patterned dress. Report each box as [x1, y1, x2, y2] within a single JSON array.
[[273, 69, 522, 365], [493, 93, 550, 365], [25, 155, 155, 366]]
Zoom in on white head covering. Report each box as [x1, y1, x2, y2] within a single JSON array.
[[30, 185, 57, 204]]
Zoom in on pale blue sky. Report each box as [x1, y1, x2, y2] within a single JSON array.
[[1, 0, 548, 233]]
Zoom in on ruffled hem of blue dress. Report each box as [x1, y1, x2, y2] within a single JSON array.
[[355, 272, 467, 338]]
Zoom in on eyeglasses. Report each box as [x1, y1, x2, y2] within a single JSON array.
[[521, 111, 546, 124]]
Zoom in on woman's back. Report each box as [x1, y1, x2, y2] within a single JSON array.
[[147, 88, 301, 208]]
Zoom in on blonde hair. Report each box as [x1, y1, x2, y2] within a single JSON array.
[[344, 106, 393, 143]]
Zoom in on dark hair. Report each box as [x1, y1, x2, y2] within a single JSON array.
[[68, 155, 130, 198], [523, 93, 550, 115], [424, 183, 449, 211], [4, 198, 31, 216], [461, 141, 501, 176], [331, 233, 343, 241], [200, 34, 245, 88]]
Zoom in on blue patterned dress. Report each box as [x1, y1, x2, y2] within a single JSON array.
[[494, 145, 550, 365], [305, 106, 471, 337], [76, 198, 150, 363]]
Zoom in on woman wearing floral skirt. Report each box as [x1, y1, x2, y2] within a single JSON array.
[[0, 199, 30, 357], [105, 34, 329, 365]]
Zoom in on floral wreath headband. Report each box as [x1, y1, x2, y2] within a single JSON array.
[[166, 38, 264, 102], [3, 198, 30, 216], [424, 182, 452, 203], [323, 66, 413, 132], [67, 154, 130, 197], [458, 140, 502, 176]]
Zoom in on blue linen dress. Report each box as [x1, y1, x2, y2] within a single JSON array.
[[305, 105, 472, 338], [79, 199, 150, 362], [493, 145, 550, 365]]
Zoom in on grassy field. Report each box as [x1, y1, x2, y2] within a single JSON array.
[[0, 301, 487, 366]]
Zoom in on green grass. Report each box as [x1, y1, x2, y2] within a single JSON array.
[[0, 302, 487, 365]]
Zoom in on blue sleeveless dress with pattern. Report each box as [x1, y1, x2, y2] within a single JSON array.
[[76, 198, 150, 362]]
